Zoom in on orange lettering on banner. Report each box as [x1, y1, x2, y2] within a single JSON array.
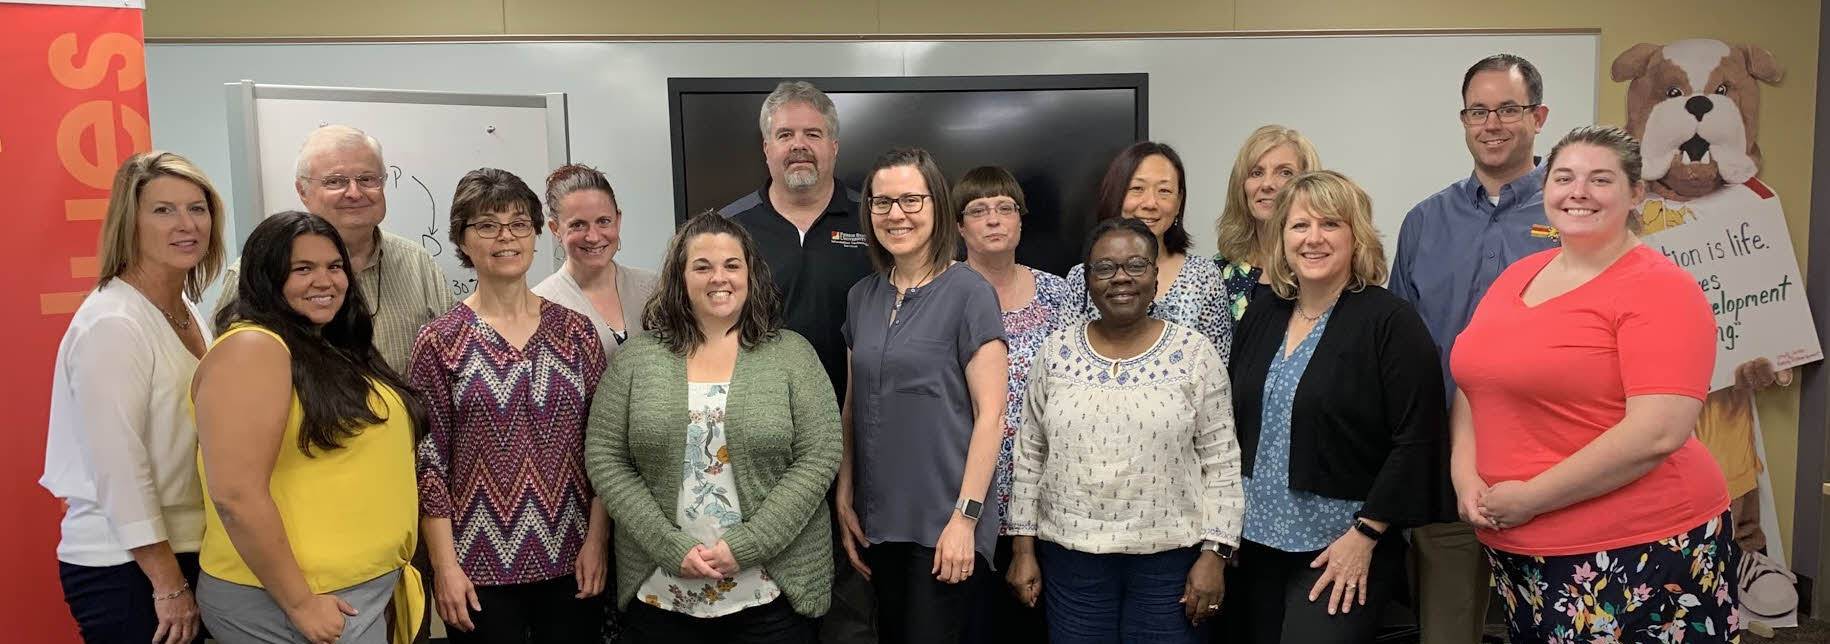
[[38, 31, 150, 316], [47, 32, 145, 91], [9, 8, 151, 641], [56, 99, 149, 190]]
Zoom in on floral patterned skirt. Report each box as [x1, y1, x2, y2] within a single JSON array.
[[1484, 511, 1740, 644]]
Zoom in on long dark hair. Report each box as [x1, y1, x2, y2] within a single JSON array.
[[215, 211, 428, 456], [643, 211, 783, 355], [1095, 141, 1191, 255]]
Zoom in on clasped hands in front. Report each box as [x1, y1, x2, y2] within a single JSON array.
[[679, 539, 740, 579]]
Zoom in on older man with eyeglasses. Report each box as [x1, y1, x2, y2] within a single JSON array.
[[218, 124, 455, 375]]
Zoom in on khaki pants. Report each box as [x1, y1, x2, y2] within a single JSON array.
[[1409, 522, 1491, 644]]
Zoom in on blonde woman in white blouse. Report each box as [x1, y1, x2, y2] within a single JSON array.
[[1005, 218, 1244, 643], [41, 152, 225, 644]]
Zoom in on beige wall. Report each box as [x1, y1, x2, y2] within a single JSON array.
[[146, 0, 1821, 553]]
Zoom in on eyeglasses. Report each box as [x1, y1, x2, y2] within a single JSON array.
[[869, 194, 931, 215], [467, 220, 536, 239], [963, 203, 1023, 219], [1089, 257, 1153, 280], [299, 173, 387, 191], [1459, 104, 1541, 126]]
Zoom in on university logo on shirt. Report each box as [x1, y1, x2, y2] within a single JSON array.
[[830, 231, 868, 248]]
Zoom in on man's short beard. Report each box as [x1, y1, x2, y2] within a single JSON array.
[[784, 168, 821, 190]]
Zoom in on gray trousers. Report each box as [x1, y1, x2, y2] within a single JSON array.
[[198, 569, 400, 644]]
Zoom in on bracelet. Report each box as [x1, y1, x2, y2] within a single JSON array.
[[152, 581, 190, 601], [1351, 519, 1385, 541]]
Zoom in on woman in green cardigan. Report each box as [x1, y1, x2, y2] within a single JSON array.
[[586, 211, 842, 643]]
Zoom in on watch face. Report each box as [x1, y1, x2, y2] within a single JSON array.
[[962, 499, 983, 519]]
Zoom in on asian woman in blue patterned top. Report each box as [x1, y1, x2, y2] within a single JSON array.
[[953, 166, 1070, 642], [1066, 142, 1233, 362], [1006, 217, 1245, 644], [1213, 125, 1323, 322]]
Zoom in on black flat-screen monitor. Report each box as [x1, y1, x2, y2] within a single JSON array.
[[668, 74, 1148, 276]]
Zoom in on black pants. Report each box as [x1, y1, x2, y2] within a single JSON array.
[[59, 552, 204, 644], [982, 536, 1047, 644], [623, 596, 816, 643], [863, 541, 990, 644], [1229, 537, 1406, 644], [445, 575, 604, 644]]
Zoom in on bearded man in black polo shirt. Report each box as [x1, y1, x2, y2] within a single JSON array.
[[719, 79, 877, 644]]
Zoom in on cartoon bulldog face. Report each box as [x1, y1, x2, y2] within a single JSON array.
[[1611, 39, 1782, 200]]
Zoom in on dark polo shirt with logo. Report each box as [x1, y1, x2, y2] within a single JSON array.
[[721, 181, 873, 405]]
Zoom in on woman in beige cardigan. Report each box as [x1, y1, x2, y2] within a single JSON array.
[[585, 211, 842, 643]]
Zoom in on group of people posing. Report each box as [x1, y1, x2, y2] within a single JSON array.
[[45, 52, 1746, 644]]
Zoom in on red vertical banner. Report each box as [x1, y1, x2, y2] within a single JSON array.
[[0, 2, 148, 640]]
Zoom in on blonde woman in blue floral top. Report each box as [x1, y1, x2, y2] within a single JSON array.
[[1212, 125, 1322, 321], [1065, 142, 1233, 361], [954, 166, 1072, 642]]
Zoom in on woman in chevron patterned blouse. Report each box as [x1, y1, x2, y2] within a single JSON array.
[[410, 168, 611, 643]]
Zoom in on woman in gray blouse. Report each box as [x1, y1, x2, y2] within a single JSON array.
[[1005, 218, 1245, 643], [835, 148, 1009, 644], [585, 212, 841, 642]]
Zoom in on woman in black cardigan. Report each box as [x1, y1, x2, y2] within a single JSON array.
[[1224, 170, 1453, 644]]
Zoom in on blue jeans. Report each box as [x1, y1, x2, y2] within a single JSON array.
[[1038, 541, 1207, 644]]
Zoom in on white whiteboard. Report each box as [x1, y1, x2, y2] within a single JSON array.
[[149, 34, 1597, 273], [225, 82, 568, 301]]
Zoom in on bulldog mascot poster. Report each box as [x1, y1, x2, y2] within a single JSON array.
[[1613, 38, 1823, 629]]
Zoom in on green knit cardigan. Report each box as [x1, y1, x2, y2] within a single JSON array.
[[585, 330, 841, 617]]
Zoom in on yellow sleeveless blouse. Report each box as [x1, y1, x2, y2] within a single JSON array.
[[194, 324, 424, 642]]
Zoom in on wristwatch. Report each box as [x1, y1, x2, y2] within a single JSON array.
[[1200, 540, 1236, 560], [1352, 518, 1386, 540], [955, 498, 983, 522]]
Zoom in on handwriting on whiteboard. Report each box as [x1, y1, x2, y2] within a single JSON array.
[[390, 165, 472, 298]]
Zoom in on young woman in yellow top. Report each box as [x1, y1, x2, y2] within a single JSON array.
[[192, 211, 427, 644]]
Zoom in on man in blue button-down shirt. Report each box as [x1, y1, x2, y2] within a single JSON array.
[[1388, 54, 1559, 644]]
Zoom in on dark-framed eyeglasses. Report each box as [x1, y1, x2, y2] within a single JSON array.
[[299, 173, 387, 191], [467, 219, 536, 239], [1089, 257, 1153, 280], [1459, 104, 1541, 126], [963, 202, 1023, 219], [869, 194, 931, 215]]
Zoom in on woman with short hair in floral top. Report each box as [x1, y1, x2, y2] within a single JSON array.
[[953, 165, 1070, 642], [1213, 125, 1322, 321], [1066, 141, 1233, 360], [411, 168, 610, 643]]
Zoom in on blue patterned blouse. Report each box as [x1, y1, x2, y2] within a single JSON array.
[[992, 268, 1074, 535], [1241, 309, 1363, 552]]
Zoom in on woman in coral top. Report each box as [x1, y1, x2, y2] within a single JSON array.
[[1450, 126, 1739, 643]]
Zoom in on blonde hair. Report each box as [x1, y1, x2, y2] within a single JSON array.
[[1216, 125, 1322, 265], [97, 151, 227, 301], [1263, 170, 1387, 300]]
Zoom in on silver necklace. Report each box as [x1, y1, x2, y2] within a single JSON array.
[[1295, 294, 1339, 323], [159, 306, 192, 330]]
